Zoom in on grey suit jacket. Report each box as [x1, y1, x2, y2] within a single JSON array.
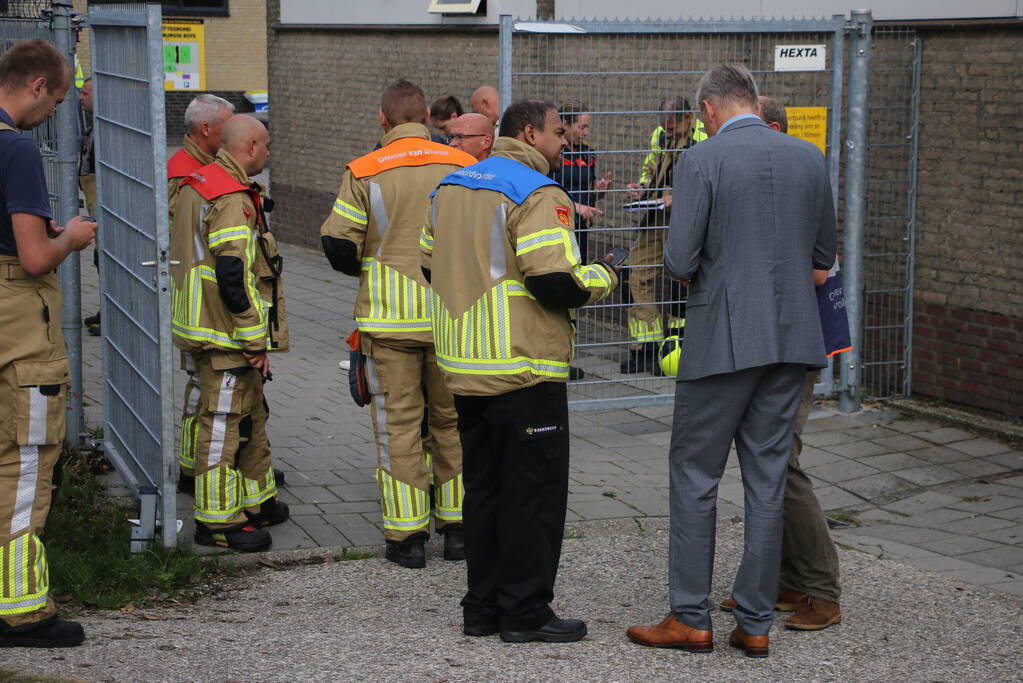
[[665, 117, 837, 381]]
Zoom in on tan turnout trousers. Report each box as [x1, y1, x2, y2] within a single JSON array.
[[190, 351, 277, 529], [363, 335, 462, 542], [0, 258, 66, 627]]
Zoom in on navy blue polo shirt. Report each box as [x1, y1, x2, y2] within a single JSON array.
[[0, 107, 52, 256]]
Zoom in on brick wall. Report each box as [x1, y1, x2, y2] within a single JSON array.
[[912, 27, 1023, 418], [267, 24, 500, 247]]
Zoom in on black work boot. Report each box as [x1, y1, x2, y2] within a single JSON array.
[[385, 532, 428, 569], [441, 524, 465, 561], [245, 498, 290, 528], [194, 522, 272, 552], [0, 615, 85, 648], [620, 343, 662, 375]]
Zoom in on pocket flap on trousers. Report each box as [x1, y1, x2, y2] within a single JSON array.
[[14, 358, 69, 387]]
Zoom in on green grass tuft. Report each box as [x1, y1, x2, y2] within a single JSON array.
[[43, 449, 206, 610]]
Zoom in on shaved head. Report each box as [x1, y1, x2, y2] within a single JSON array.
[[448, 113, 494, 161], [470, 85, 500, 125], [220, 114, 270, 176]]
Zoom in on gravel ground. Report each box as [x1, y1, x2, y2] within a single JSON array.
[[5, 519, 1021, 682]]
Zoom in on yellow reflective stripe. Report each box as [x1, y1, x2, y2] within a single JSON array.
[[419, 228, 434, 252], [209, 225, 251, 248], [359, 260, 431, 329], [242, 466, 277, 507], [179, 415, 198, 469], [628, 316, 664, 343], [333, 198, 368, 225], [434, 474, 463, 521], [376, 469, 430, 531], [515, 228, 573, 260], [0, 534, 49, 615], [195, 466, 243, 523], [173, 321, 245, 349], [577, 263, 613, 298], [436, 352, 570, 378]]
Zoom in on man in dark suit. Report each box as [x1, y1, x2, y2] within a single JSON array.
[[626, 64, 837, 659]]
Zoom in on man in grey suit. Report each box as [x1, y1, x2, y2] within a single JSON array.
[[626, 64, 837, 659]]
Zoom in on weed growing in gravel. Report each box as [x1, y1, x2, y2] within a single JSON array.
[[337, 549, 376, 561], [43, 446, 206, 610]]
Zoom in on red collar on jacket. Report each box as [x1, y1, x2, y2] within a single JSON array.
[[181, 162, 262, 217], [167, 148, 204, 180]]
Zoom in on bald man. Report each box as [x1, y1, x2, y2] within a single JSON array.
[[447, 113, 494, 161], [170, 114, 291, 552], [470, 85, 500, 127]]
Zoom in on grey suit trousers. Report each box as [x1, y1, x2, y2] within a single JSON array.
[[668, 363, 806, 636]]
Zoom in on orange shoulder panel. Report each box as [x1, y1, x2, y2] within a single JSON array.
[[347, 138, 476, 178]]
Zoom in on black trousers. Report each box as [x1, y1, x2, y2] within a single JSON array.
[[455, 381, 570, 632]]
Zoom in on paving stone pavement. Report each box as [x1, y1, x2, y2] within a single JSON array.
[[78, 241, 1023, 596]]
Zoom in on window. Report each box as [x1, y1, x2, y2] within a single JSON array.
[[426, 0, 485, 15], [161, 0, 228, 17]]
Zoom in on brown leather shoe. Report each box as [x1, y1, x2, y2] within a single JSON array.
[[785, 596, 842, 630], [719, 587, 807, 613], [728, 626, 769, 658], [626, 613, 713, 652]]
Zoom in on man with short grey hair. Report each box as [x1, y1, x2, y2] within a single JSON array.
[[627, 64, 836, 658]]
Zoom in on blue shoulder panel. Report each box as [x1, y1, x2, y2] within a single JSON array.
[[431, 155, 561, 205]]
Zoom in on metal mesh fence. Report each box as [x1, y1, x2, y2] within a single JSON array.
[[509, 22, 843, 409], [0, 1, 55, 17], [861, 28, 919, 399]]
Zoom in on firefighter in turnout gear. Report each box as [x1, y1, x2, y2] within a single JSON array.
[[622, 98, 700, 374], [0, 39, 96, 648], [170, 114, 290, 552], [321, 80, 476, 568], [421, 100, 619, 643], [167, 94, 238, 495]]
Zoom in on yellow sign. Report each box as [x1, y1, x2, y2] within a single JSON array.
[[163, 21, 205, 91], [786, 106, 827, 155]]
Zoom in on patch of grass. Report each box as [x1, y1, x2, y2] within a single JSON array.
[[563, 532, 584, 540], [602, 491, 617, 498], [0, 670, 79, 683], [43, 447, 206, 610]]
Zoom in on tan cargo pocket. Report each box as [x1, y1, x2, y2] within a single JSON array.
[[14, 358, 69, 446]]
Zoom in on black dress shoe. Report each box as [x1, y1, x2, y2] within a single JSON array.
[[385, 532, 427, 569], [0, 616, 85, 648], [500, 616, 588, 643], [442, 524, 465, 561], [463, 617, 499, 637]]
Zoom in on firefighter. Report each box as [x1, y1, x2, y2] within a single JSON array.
[[622, 98, 703, 374], [0, 39, 97, 647], [167, 94, 235, 495], [170, 114, 289, 552], [321, 80, 476, 568], [421, 100, 619, 643]]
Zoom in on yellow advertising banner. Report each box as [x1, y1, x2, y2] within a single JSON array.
[[786, 106, 827, 155], [163, 21, 205, 91]]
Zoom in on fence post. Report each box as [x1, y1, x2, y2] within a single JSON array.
[[498, 14, 512, 119], [839, 9, 872, 413], [52, 0, 85, 446]]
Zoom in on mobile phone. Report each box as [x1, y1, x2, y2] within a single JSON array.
[[603, 247, 629, 267], [80, 216, 97, 223]]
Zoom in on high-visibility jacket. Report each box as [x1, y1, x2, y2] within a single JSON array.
[[170, 149, 289, 360], [320, 123, 475, 343], [421, 137, 618, 397], [637, 119, 706, 186], [167, 135, 213, 200]]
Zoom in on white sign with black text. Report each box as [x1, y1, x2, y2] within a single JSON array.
[[774, 45, 827, 72]]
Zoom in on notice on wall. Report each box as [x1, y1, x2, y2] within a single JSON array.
[[163, 21, 205, 91], [774, 44, 826, 72], [786, 107, 827, 155]]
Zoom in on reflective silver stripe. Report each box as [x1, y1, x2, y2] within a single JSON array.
[[27, 387, 47, 445], [368, 181, 389, 255], [12, 438, 40, 535], [193, 203, 208, 264], [356, 319, 432, 330], [489, 203, 507, 281], [184, 371, 201, 412], [366, 357, 390, 471], [496, 286, 508, 358], [12, 535, 24, 598], [207, 372, 236, 468], [438, 355, 569, 375]]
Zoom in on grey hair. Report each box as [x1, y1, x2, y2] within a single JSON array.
[[184, 93, 234, 134], [759, 96, 788, 133], [695, 63, 759, 111]]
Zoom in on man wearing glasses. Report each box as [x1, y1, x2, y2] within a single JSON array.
[[447, 113, 493, 161]]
